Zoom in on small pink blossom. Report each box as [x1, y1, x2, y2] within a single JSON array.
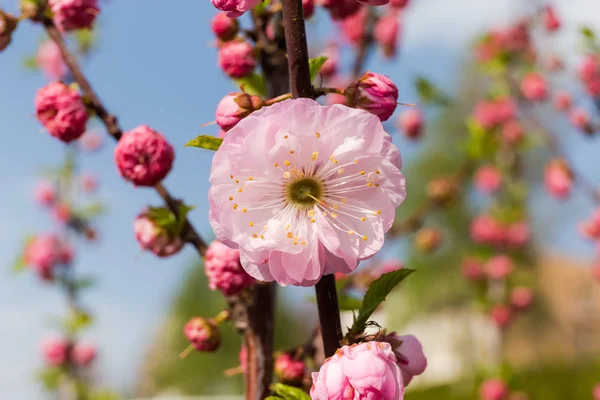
[[461, 257, 485, 281], [489, 305, 512, 329], [211, 0, 260, 18], [470, 215, 506, 246], [480, 378, 509, 400], [542, 6, 561, 32], [569, 108, 593, 134], [114, 125, 174, 187], [579, 55, 600, 95], [506, 221, 530, 248], [24, 234, 72, 281], [274, 353, 306, 384], [546, 54, 564, 72], [553, 91, 572, 111], [485, 255, 514, 280], [211, 12, 239, 41], [520, 72, 548, 102], [208, 99, 405, 286], [319, 44, 339, 79], [374, 11, 400, 59], [41, 337, 69, 367], [35, 181, 56, 206], [339, 7, 367, 45], [80, 131, 103, 152], [501, 120, 524, 145], [474, 165, 502, 194], [384, 334, 427, 386], [204, 240, 256, 296], [346, 72, 399, 121], [72, 342, 97, 367], [310, 342, 404, 400], [37, 41, 67, 80], [473, 98, 515, 129], [52, 203, 72, 225], [322, 0, 362, 21], [398, 108, 423, 139], [218, 39, 256, 78], [544, 158, 572, 199], [303, 0, 315, 19], [49, 0, 99, 31], [216, 92, 264, 132], [414, 227, 442, 253], [510, 286, 534, 310], [390, 0, 409, 8], [133, 209, 184, 257], [579, 209, 600, 240], [184, 317, 221, 352], [80, 173, 98, 194], [35, 81, 89, 143]]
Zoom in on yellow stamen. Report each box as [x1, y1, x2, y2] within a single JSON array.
[[274, 162, 279, 167], [287, 232, 293, 238], [337, 168, 344, 174], [238, 188, 243, 192], [252, 234, 258, 238], [229, 196, 234, 201], [248, 176, 254, 181], [362, 235, 368, 241], [242, 208, 247, 213], [233, 204, 238, 210], [284, 160, 291, 166], [289, 150, 294, 154], [348, 230, 355, 235], [375, 170, 380, 174], [284, 134, 289, 139], [235, 179, 239, 184], [360, 170, 365, 175], [315, 132, 321, 138], [361, 216, 367, 222], [312, 152, 319, 161], [249, 222, 254, 227]]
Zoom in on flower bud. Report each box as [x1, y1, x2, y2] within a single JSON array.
[[510, 286, 534, 310], [302, 0, 315, 19], [49, 0, 100, 32], [35, 181, 57, 206], [485, 255, 514, 280], [461, 257, 485, 282], [321, 0, 361, 21], [0, 10, 18, 52], [346, 72, 398, 121], [544, 158, 572, 199], [41, 337, 69, 367], [374, 11, 400, 59], [520, 72, 548, 102], [80, 131, 103, 152], [473, 98, 515, 129], [506, 221, 530, 248], [319, 44, 339, 78], [339, 7, 367, 45], [414, 227, 442, 253], [52, 203, 72, 225], [211, 13, 239, 41], [216, 92, 264, 132], [474, 165, 503, 194], [553, 91, 571, 111], [204, 240, 255, 296], [133, 208, 185, 257], [114, 125, 174, 187], [24, 234, 72, 281], [218, 39, 256, 78], [274, 353, 306, 385], [480, 378, 509, 400], [73, 342, 97, 367], [35, 82, 89, 143], [426, 178, 456, 205], [489, 305, 512, 329], [579, 209, 600, 240], [37, 41, 68, 80], [382, 334, 427, 386], [390, 0, 409, 8], [501, 120, 523, 145], [470, 215, 506, 246], [569, 108, 594, 135], [184, 317, 221, 352], [543, 6, 561, 33], [211, 0, 260, 18]]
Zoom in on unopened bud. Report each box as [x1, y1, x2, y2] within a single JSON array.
[[426, 178, 456, 205], [183, 317, 222, 352], [414, 227, 442, 253], [274, 353, 306, 384], [216, 92, 264, 131]]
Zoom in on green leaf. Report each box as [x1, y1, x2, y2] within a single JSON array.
[[175, 203, 195, 236], [73, 276, 96, 290], [65, 310, 93, 335], [414, 76, 450, 106], [234, 72, 267, 96], [338, 295, 362, 310], [185, 135, 223, 151], [78, 202, 106, 219], [10, 234, 35, 275], [72, 28, 97, 55], [22, 55, 39, 70], [38, 367, 63, 391], [581, 26, 595, 40], [309, 56, 328, 82], [270, 383, 311, 400], [350, 269, 414, 335]]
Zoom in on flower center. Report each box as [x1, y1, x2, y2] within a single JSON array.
[[286, 177, 323, 207]]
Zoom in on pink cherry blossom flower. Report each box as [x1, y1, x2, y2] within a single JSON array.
[[474, 165, 503, 194], [303, 0, 315, 19], [211, 12, 239, 41], [510, 286, 534, 310], [35, 181, 56, 206], [489, 305, 512, 329], [339, 6, 367, 45], [374, 10, 400, 59], [310, 342, 404, 400], [35, 81, 89, 143], [346, 72, 399, 121], [52, 203, 72, 224], [211, 0, 260, 18], [208, 99, 405, 286], [41, 337, 69, 367], [24, 234, 72, 281], [133, 209, 184, 257], [184, 317, 221, 352], [485, 255, 514, 280], [384, 334, 427, 386], [543, 6, 561, 32], [80, 131, 103, 152], [544, 159, 572, 199], [50, 0, 99, 31], [501, 120, 523, 145], [520, 72, 548, 102], [204, 240, 256, 296], [579, 208, 600, 240], [319, 44, 339, 79], [569, 108, 593, 134], [470, 215, 506, 246], [80, 173, 98, 194], [72, 342, 97, 367], [579, 55, 600, 82], [37, 41, 67, 80], [398, 108, 423, 139], [480, 378, 508, 400], [114, 125, 174, 187], [546, 54, 564, 72], [218, 39, 256, 78], [506, 221, 530, 248], [461, 257, 485, 281], [473, 98, 515, 129], [274, 353, 306, 384], [322, 0, 362, 21], [553, 91, 572, 111], [216, 92, 264, 132]]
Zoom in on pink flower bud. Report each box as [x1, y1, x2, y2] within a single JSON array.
[[506, 221, 530, 248], [322, 0, 362, 21], [374, 11, 400, 59], [427, 178, 456, 204], [383, 334, 427, 386], [489, 305, 512, 329], [211, 12, 239, 41], [339, 7, 367, 45], [35, 181, 56, 206], [204, 241, 255, 296], [473, 98, 515, 129], [470, 215, 506, 246], [310, 342, 405, 400], [474, 165, 503, 194], [398, 108, 423, 139], [546, 54, 564, 72], [80, 173, 98, 194], [501, 120, 523, 145], [211, 0, 260, 18], [80, 131, 103, 152], [302, 0, 315, 19], [544, 158, 572, 199], [49, 0, 100, 32], [35, 81, 89, 143], [569, 108, 593, 134], [520, 72, 548, 102], [274, 353, 306, 384], [72, 342, 97, 367], [41, 337, 69, 367], [319, 44, 339, 78], [216, 92, 264, 132], [579, 55, 600, 82], [480, 378, 509, 400], [543, 6, 561, 32], [553, 91, 571, 111], [345, 72, 398, 121], [37, 41, 67, 80], [510, 286, 534, 310], [218, 39, 256, 78], [461, 257, 485, 281], [485, 255, 514, 280], [390, 0, 409, 9], [579, 209, 600, 240], [414, 227, 442, 253], [52, 203, 72, 225], [24, 234, 72, 281], [184, 317, 221, 352], [114, 125, 174, 187], [133, 209, 184, 257]]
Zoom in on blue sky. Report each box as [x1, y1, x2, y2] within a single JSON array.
[[1, 0, 600, 398]]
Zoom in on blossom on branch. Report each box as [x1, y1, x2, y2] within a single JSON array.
[[50, 0, 100, 31]]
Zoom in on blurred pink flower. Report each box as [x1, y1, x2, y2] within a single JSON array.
[[322, 0, 362, 21], [579, 208, 600, 240], [374, 11, 400, 59], [302, 0, 315, 19], [569, 108, 593, 134], [542, 6, 561, 32], [339, 7, 367, 45], [501, 120, 523, 145], [506, 221, 530, 248], [398, 108, 424, 139], [35, 81, 88, 143], [319, 44, 339, 79], [50, 0, 99, 31], [274, 353, 306, 384], [24, 234, 72, 281], [473, 98, 515, 129], [390, 0, 409, 8], [184, 317, 221, 352], [553, 91, 571, 111], [480, 378, 509, 400], [470, 215, 506, 246], [461, 257, 485, 281], [211, 12, 239, 41], [485, 255, 514, 280], [208, 99, 405, 286], [52, 203, 72, 225], [73, 342, 97, 366], [80, 173, 98, 194], [474, 165, 502, 194], [41, 337, 69, 367], [211, 0, 260, 18], [544, 159, 572, 199], [489, 305, 512, 329], [80, 131, 104, 152], [204, 240, 255, 296], [510, 286, 534, 310], [593, 384, 600, 400], [37, 41, 67, 80], [133, 208, 184, 257], [35, 181, 56, 206], [520, 72, 548, 102]]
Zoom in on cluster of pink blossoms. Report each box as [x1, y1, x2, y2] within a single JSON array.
[[204, 240, 255, 296], [544, 158, 572, 200], [49, 0, 99, 31], [470, 215, 530, 249], [133, 208, 185, 258], [41, 337, 97, 367], [24, 234, 72, 281]]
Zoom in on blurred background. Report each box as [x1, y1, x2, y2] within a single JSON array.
[[1, 0, 600, 398]]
